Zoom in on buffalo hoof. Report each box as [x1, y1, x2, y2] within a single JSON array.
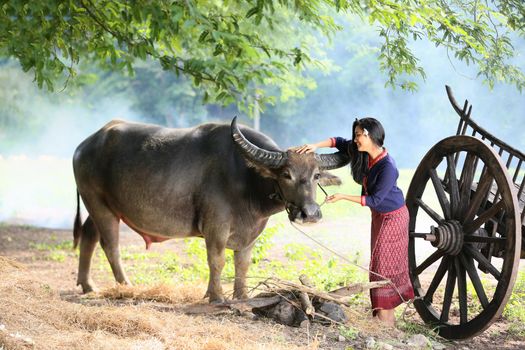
[[233, 292, 248, 300], [204, 291, 225, 304], [204, 288, 226, 304], [78, 281, 98, 294], [118, 280, 132, 287], [209, 296, 226, 304]]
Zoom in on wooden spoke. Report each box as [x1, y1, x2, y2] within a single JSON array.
[[463, 200, 505, 234], [415, 250, 445, 276], [464, 245, 501, 280], [463, 170, 494, 224], [425, 256, 449, 303], [455, 257, 468, 324], [459, 252, 489, 309], [415, 198, 445, 224], [429, 168, 451, 220], [446, 154, 461, 218], [440, 260, 457, 323], [459, 152, 477, 217]]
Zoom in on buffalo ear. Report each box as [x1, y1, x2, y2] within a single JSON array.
[[319, 171, 342, 186]]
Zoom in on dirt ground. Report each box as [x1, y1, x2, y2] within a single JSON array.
[[1, 224, 524, 349]]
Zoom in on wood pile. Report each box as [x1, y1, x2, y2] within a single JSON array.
[[187, 275, 390, 327]]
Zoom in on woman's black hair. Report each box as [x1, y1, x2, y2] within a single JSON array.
[[348, 117, 385, 184]]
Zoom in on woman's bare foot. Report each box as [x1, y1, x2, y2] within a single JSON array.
[[375, 309, 395, 327]]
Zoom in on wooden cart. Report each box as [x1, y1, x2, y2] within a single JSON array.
[[406, 85, 525, 339]]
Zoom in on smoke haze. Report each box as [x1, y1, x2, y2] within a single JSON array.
[[0, 20, 524, 229]]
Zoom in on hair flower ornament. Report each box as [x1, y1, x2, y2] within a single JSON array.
[[363, 128, 369, 136]]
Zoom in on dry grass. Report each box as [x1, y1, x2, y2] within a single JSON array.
[[0, 255, 25, 270], [97, 283, 206, 305], [0, 256, 322, 350]]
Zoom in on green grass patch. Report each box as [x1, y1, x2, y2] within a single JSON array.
[[29, 237, 77, 261], [48, 251, 68, 262], [339, 325, 360, 340], [30, 239, 74, 251], [504, 270, 525, 337], [396, 318, 442, 343]]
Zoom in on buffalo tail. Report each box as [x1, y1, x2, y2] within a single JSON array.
[[73, 189, 82, 249]]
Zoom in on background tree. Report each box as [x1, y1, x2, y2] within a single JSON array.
[[1, 0, 524, 112], [0, 0, 338, 114], [1, 1, 524, 163]]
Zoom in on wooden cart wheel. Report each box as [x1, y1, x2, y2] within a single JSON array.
[[407, 135, 521, 340]]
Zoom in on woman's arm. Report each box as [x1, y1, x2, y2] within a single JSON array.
[[295, 138, 334, 154], [325, 193, 362, 204]]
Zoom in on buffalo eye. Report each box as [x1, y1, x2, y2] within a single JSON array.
[[314, 173, 321, 180], [282, 171, 292, 180]]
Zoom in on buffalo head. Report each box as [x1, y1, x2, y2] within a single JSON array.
[[231, 117, 350, 223]]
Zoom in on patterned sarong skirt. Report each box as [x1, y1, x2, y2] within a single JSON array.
[[369, 205, 414, 313]]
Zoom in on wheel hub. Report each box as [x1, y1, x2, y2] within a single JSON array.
[[430, 220, 464, 255]]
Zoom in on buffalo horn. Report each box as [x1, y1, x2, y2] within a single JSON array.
[[231, 117, 287, 168], [315, 151, 350, 170]]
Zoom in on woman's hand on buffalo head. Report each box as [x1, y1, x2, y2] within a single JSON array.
[[294, 144, 318, 154]]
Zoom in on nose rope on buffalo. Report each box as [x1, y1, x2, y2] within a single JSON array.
[[276, 182, 412, 307]]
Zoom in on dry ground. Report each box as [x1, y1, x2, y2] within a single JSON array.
[[1, 224, 524, 350]]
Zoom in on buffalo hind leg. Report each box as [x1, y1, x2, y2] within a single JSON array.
[[81, 194, 131, 289], [77, 216, 100, 293], [233, 243, 254, 299], [98, 217, 131, 287]]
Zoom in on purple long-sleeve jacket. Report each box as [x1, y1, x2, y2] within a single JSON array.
[[332, 137, 405, 213]]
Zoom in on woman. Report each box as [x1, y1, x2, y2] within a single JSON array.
[[295, 117, 414, 326]]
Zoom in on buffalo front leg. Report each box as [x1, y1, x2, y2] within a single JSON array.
[[233, 243, 254, 299], [77, 216, 100, 293], [204, 230, 229, 303]]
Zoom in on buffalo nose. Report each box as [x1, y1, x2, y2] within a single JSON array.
[[302, 203, 322, 222]]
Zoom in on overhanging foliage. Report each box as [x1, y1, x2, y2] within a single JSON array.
[[0, 0, 524, 112]]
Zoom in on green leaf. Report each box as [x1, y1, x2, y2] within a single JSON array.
[[198, 30, 209, 43], [246, 6, 259, 19]]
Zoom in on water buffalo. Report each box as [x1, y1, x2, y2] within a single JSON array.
[[72, 117, 349, 302]]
